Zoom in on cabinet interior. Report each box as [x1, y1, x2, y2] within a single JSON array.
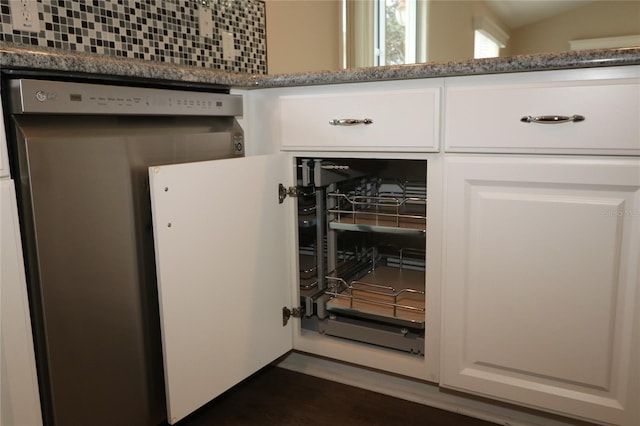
[[296, 157, 427, 355]]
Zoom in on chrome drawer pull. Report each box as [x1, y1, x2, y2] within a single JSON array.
[[329, 118, 374, 126], [520, 114, 585, 124]]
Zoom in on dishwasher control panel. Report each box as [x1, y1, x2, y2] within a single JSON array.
[[10, 79, 243, 117]]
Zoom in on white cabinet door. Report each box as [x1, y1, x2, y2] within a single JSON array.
[[149, 155, 294, 424], [1, 180, 43, 426], [441, 156, 640, 426]]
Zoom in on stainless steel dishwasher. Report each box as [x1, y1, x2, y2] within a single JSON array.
[[4, 78, 244, 426]]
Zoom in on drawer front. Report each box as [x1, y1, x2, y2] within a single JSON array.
[[279, 87, 440, 152], [445, 72, 640, 155]]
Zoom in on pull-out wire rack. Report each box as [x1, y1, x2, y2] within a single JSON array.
[[325, 247, 426, 329], [298, 245, 367, 291], [327, 179, 427, 234]]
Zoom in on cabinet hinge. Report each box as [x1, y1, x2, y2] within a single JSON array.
[[282, 306, 304, 326], [278, 184, 300, 204]]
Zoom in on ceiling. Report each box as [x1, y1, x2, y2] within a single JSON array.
[[485, 0, 596, 29]]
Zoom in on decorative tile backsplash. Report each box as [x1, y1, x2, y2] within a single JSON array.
[[0, 0, 267, 74]]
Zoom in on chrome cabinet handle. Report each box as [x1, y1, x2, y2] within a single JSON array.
[[520, 114, 585, 124], [329, 118, 374, 126]]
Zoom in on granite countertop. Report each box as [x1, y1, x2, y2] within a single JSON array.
[[1, 42, 640, 89]]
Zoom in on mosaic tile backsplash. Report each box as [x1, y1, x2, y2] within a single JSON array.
[[0, 0, 267, 74]]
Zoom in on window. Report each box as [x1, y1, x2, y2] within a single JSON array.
[[345, 0, 426, 68], [375, 0, 417, 66], [473, 16, 509, 59], [474, 30, 500, 59]]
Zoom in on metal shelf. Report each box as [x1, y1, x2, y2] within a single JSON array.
[[327, 180, 427, 235], [325, 249, 426, 329]]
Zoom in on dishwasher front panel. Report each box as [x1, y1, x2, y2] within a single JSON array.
[[148, 154, 294, 424]]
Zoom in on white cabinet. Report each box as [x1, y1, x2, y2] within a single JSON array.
[[444, 67, 640, 155], [440, 159, 640, 423], [1, 180, 43, 426], [148, 152, 442, 424], [441, 67, 640, 426], [151, 67, 639, 426], [150, 80, 442, 423], [278, 79, 442, 152]]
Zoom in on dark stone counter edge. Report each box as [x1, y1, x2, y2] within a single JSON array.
[[1, 43, 639, 89]]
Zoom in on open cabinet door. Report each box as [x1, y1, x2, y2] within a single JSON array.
[[149, 154, 293, 424]]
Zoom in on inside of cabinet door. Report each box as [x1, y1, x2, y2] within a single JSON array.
[[149, 154, 293, 424]]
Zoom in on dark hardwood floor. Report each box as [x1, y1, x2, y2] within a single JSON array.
[[170, 365, 494, 426]]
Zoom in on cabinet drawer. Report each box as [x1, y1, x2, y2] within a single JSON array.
[[445, 68, 640, 155], [279, 84, 441, 152]]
